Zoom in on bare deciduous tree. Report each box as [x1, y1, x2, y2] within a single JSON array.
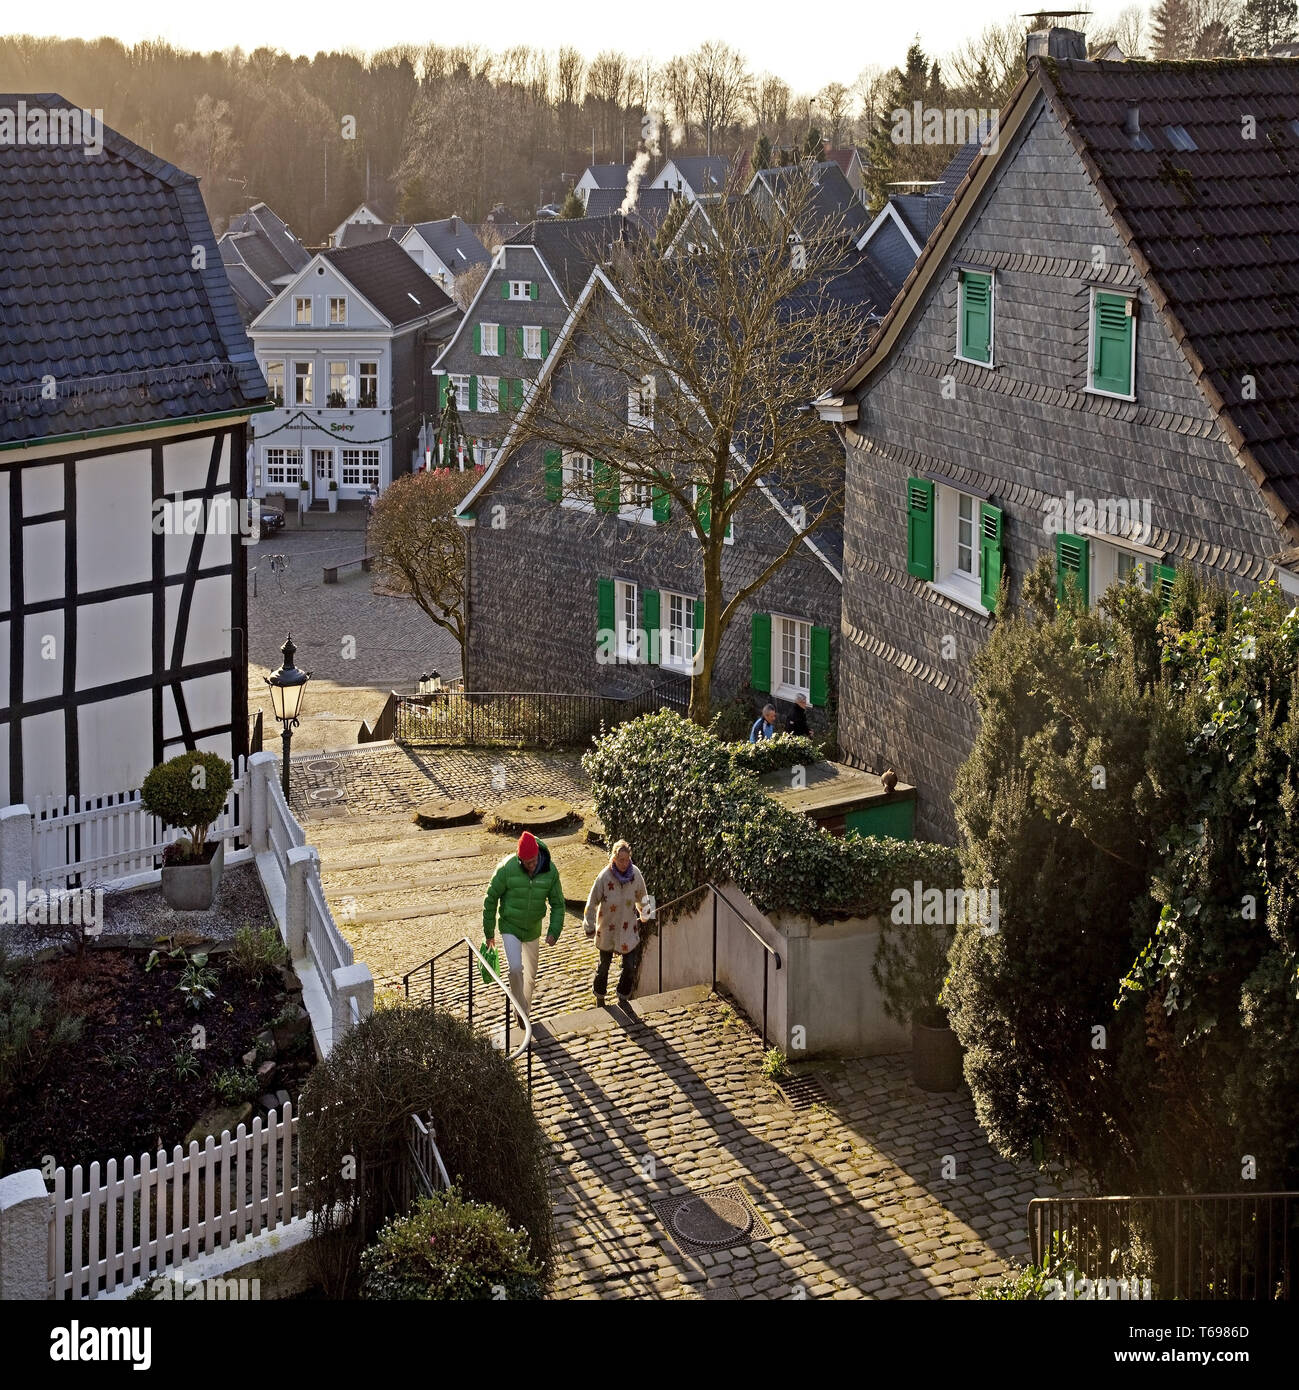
[[816, 82, 852, 148], [510, 172, 872, 721], [689, 41, 752, 156]]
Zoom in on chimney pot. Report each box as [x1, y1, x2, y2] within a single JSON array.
[[1026, 26, 1088, 64]]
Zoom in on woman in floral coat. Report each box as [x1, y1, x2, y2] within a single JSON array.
[[583, 839, 651, 1008]]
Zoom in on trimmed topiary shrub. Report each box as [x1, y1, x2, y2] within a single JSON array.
[[359, 1189, 542, 1300], [299, 1005, 553, 1299], [729, 733, 821, 777], [140, 751, 234, 863]]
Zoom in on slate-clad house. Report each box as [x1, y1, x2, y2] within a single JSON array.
[[398, 216, 490, 294], [430, 215, 642, 467], [650, 155, 737, 202], [453, 245, 897, 719], [248, 239, 459, 502], [818, 37, 1299, 841], [0, 93, 267, 803]]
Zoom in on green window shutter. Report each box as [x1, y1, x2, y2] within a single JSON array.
[[472, 323, 481, 353], [906, 477, 935, 580], [436, 375, 447, 411], [810, 625, 831, 707], [750, 613, 771, 691], [544, 449, 562, 502], [597, 578, 615, 636], [978, 503, 1004, 613], [468, 376, 478, 412], [594, 460, 619, 513], [509, 378, 524, 411], [651, 474, 670, 523], [959, 270, 992, 363], [500, 279, 510, 300], [1092, 292, 1134, 395], [516, 328, 525, 357], [529, 280, 539, 300], [643, 589, 660, 657], [1152, 563, 1176, 608], [697, 483, 712, 535], [497, 324, 507, 355], [541, 328, 550, 358], [1056, 532, 1090, 609]]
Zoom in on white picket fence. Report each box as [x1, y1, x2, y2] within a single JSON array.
[[50, 1102, 300, 1300], [29, 758, 250, 890]]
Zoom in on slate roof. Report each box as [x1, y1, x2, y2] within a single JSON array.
[[0, 92, 265, 447], [321, 240, 455, 327], [407, 217, 490, 273], [664, 155, 733, 194], [581, 163, 631, 189], [513, 213, 646, 299], [333, 220, 409, 249], [753, 161, 872, 239], [225, 202, 309, 277], [1040, 58, 1299, 524], [584, 186, 678, 230]]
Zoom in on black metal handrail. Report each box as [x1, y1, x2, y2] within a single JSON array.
[[402, 936, 534, 1095], [650, 880, 783, 1048], [1028, 1192, 1297, 1301]]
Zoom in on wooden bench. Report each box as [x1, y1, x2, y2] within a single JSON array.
[[323, 555, 373, 584]]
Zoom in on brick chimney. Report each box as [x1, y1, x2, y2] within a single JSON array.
[[448, 214, 458, 233], [1026, 26, 1088, 63]]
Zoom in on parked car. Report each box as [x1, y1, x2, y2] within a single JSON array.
[[258, 507, 285, 536], [536, 203, 562, 218]]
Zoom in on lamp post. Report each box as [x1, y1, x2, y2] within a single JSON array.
[[265, 634, 312, 801]]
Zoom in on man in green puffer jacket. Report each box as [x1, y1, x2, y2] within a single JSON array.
[[483, 831, 565, 1021]]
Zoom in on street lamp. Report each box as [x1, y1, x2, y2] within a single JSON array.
[[265, 634, 312, 800]]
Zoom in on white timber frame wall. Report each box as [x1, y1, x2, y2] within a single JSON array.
[[0, 422, 250, 805]]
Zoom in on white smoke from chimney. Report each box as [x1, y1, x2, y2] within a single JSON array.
[[619, 148, 652, 215]]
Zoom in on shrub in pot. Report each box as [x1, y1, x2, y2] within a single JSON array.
[[327, 479, 339, 512], [872, 913, 963, 1092], [141, 751, 234, 911]]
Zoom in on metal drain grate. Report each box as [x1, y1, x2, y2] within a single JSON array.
[[776, 1071, 831, 1111], [306, 758, 342, 774], [651, 1185, 771, 1256], [308, 786, 346, 803]]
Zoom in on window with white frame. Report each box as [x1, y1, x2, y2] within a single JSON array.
[[479, 376, 500, 413], [264, 359, 284, 406], [522, 326, 543, 359], [480, 321, 500, 356], [932, 482, 982, 606], [329, 296, 347, 325], [358, 361, 378, 407], [509, 280, 533, 300], [621, 475, 654, 518], [627, 375, 655, 430], [772, 615, 812, 699], [615, 579, 638, 661], [449, 374, 470, 410], [264, 448, 303, 485], [328, 360, 349, 406], [562, 449, 594, 505], [341, 449, 381, 487], [293, 296, 312, 326], [1092, 538, 1154, 603], [661, 591, 696, 673], [293, 361, 313, 405]]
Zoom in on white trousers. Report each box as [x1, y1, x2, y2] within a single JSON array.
[[500, 933, 540, 1015]]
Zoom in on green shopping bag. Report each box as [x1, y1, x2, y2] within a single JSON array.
[[479, 939, 500, 985]]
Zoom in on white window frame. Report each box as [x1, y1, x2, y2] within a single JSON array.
[[561, 449, 595, 512], [522, 325, 543, 360], [448, 374, 471, 410], [660, 590, 697, 675], [327, 359, 350, 407], [480, 321, 500, 357], [508, 280, 533, 301], [1091, 538, 1155, 605], [930, 482, 984, 612], [263, 359, 285, 405], [954, 269, 996, 368], [358, 360, 378, 408], [329, 296, 347, 325], [627, 375, 655, 430], [479, 376, 500, 414], [264, 447, 302, 486], [1085, 287, 1139, 403], [293, 360, 313, 406], [293, 296, 312, 326], [614, 579, 639, 662], [771, 613, 812, 702], [311, 447, 334, 482], [620, 474, 655, 525]]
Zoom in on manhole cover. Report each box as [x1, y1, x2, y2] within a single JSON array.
[[308, 787, 346, 803], [307, 759, 341, 774], [776, 1071, 830, 1111], [651, 1185, 771, 1256]]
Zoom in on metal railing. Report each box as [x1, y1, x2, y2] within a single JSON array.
[[1028, 1193, 1298, 1300], [392, 685, 681, 748], [402, 936, 535, 1095], [652, 881, 783, 1049], [403, 1112, 453, 1206]]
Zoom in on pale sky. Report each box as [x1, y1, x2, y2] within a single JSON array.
[[5, 0, 1109, 93]]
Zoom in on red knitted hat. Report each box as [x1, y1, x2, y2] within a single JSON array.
[[517, 832, 539, 859]]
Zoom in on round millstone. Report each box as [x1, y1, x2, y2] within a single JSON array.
[[412, 798, 481, 829], [669, 1192, 754, 1249], [486, 798, 574, 834]]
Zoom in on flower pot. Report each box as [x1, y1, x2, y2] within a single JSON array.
[[160, 837, 225, 911], [327, 491, 338, 513], [911, 1018, 963, 1092]]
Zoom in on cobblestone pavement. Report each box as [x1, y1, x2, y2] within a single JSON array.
[[534, 995, 1055, 1300]]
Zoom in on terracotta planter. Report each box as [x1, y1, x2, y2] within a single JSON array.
[[911, 1018, 964, 1092], [160, 837, 225, 911]]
